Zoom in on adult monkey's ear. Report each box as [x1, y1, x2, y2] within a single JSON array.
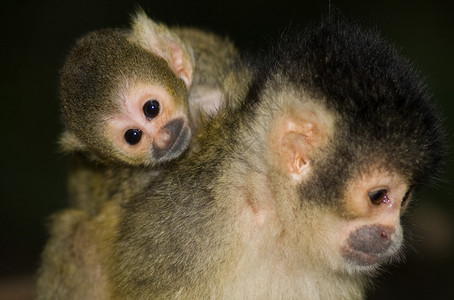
[[268, 102, 334, 183]]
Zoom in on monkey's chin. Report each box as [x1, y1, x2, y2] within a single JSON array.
[[341, 246, 398, 273], [343, 248, 381, 267]]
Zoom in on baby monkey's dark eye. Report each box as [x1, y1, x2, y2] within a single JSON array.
[[143, 100, 160, 119], [368, 189, 388, 205], [124, 129, 142, 145]]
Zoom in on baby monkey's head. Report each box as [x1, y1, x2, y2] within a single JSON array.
[[59, 15, 194, 166]]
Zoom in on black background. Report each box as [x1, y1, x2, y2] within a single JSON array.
[[1, 1, 453, 299]]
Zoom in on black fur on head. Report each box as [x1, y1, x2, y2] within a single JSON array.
[[244, 14, 446, 205]]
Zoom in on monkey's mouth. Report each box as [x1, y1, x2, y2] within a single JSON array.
[[342, 246, 383, 266], [168, 126, 191, 155], [152, 125, 191, 162], [341, 225, 400, 267]]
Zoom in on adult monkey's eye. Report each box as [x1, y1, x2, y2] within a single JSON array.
[[368, 189, 388, 205], [124, 129, 142, 145], [401, 190, 411, 207], [143, 100, 160, 119]]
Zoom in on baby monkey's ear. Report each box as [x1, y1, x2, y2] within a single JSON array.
[[58, 131, 87, 153], [130, 10, 194, 89]]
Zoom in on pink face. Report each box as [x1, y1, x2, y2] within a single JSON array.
[[105, 81, 191, 165]]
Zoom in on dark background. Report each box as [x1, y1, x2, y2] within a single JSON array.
[[1, 1, 453, 299]]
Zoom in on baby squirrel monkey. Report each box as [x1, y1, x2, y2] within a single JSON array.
[[58, 11, 246, 213], [60, 10, 243, 164]]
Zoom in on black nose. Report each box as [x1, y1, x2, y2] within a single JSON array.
[[152, 118, 190, 160], [155, 118, 184, 150], [348, 225, 392, 254]]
